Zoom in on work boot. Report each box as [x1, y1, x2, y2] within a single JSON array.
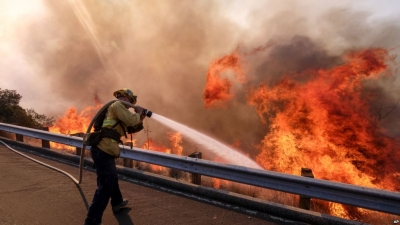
[[83, 217, 101, 225], [83, 222, 101, 225], [112, 199, 129, 213]]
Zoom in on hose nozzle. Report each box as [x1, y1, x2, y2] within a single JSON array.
[[142, 108, 152, 118]]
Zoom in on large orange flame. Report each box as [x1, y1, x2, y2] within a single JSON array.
[[203, 50, 247, 108], [250, 49, 400, 219], [248, 49, 399, 190], [203, 48, 400, 219], [49, 97, 102, 150], [50, 96, 102, 134]]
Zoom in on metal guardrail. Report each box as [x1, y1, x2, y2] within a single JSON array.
[[0, 122, 399, 215]]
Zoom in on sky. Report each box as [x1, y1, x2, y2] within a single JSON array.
[[1, 0, 400, 154]]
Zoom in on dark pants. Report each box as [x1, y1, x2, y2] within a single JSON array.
[[85, 146, 123, 224]]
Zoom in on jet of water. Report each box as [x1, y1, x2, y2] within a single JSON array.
[[151, 113, 263, 169]]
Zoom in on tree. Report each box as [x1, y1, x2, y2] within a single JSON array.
[[0, 89, 21, 106], [26, 108, 54, 127], [376, 99, 399, 121], [0, 88, 54, 128]]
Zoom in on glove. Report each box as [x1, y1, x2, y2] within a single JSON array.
[[127, 123, 144, 133], [132, 105, 144, 114], [140, 113, 146, 121]]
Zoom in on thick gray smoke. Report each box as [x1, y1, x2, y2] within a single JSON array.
[[7, 0, 400, 156]]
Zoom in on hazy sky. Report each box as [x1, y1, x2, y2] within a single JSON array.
[[1, 0, 399, 113], [1, 0, 400, 153]]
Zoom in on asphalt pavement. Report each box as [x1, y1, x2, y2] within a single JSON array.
[[0, 144, 288, 225]]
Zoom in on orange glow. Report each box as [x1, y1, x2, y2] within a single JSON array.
[[141, 132, 183, 155], [168, 131, 183, 155], [143, 139, 169, 172], [212, 178, 221, 189], [329, 203, 350, 219], [231, 139, 241, 149], [212, 178, 230, 189], [141, 139, 171, 154], [247, 49, 398, 188], [49, 98, 102, 150], [141, 132, 184, 173], [230, 139, 250, 157], [203, 50, 247, 108], [124, 140, 137, 147], [203, 48, 399, 219], [246, 49, 399, 217]]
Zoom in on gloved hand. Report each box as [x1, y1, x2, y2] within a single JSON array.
[[132, 105, 144, 115], [140, 113, 146, 121]]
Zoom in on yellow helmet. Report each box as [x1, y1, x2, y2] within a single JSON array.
[[113, 88, 137, 104]]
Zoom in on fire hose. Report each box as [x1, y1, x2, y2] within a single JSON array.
[[0, 139, 80, 184], [78, 99, 119, 184], [0, 99, 151, 185], [79, 99, 152, 184]]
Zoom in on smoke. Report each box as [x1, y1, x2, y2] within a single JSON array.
[[18, 1, 240, 113], [241, 6, 400, 139], [3, 0, 400, 156]]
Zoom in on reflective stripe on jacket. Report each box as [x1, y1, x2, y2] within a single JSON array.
[[97, 101, 141, 157]]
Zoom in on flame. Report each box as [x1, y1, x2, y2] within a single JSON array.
[[248, 48, 400, 218], [248, 49, 399, 188], [141, 132, 183, 172], [168, 131, 183, 155], [212, 178, 221, 189], [144, 139, 169, 172], [203, 50, 247, 108], [329, 203, 350, 219], [142, 138, 171, 154], [49, 97, 102, 150], [204, 48, 400, 219], [212, 178, 230, 189]]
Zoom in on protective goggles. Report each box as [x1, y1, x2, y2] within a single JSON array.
[[128, 95, 137, 104]]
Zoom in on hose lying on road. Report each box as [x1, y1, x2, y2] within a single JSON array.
[[0, 99, 141, 185], [0, 139, 80, 184], [0, 100, 117, 185]]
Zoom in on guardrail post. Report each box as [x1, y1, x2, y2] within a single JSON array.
[[16, 133, 24, 142], [123, 142, 133, 168], [299, 168, 314, 210], [71, 133, 84, 155], [123, 158, 133, 168], [188, 152, 202, 185], [41, 127, 51, 148]]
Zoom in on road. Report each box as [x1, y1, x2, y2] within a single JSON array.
[[0, 144, 295, 225]]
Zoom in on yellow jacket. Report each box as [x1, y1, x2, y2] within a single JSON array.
[[97, 101, 141, 157]]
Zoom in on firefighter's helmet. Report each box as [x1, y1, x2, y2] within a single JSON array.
[[113, 88, 137, 104]]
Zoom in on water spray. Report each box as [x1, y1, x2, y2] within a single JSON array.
[[151, 114, 262, 169]]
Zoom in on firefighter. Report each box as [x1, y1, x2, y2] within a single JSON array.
[[84, 88, 146, 225]]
